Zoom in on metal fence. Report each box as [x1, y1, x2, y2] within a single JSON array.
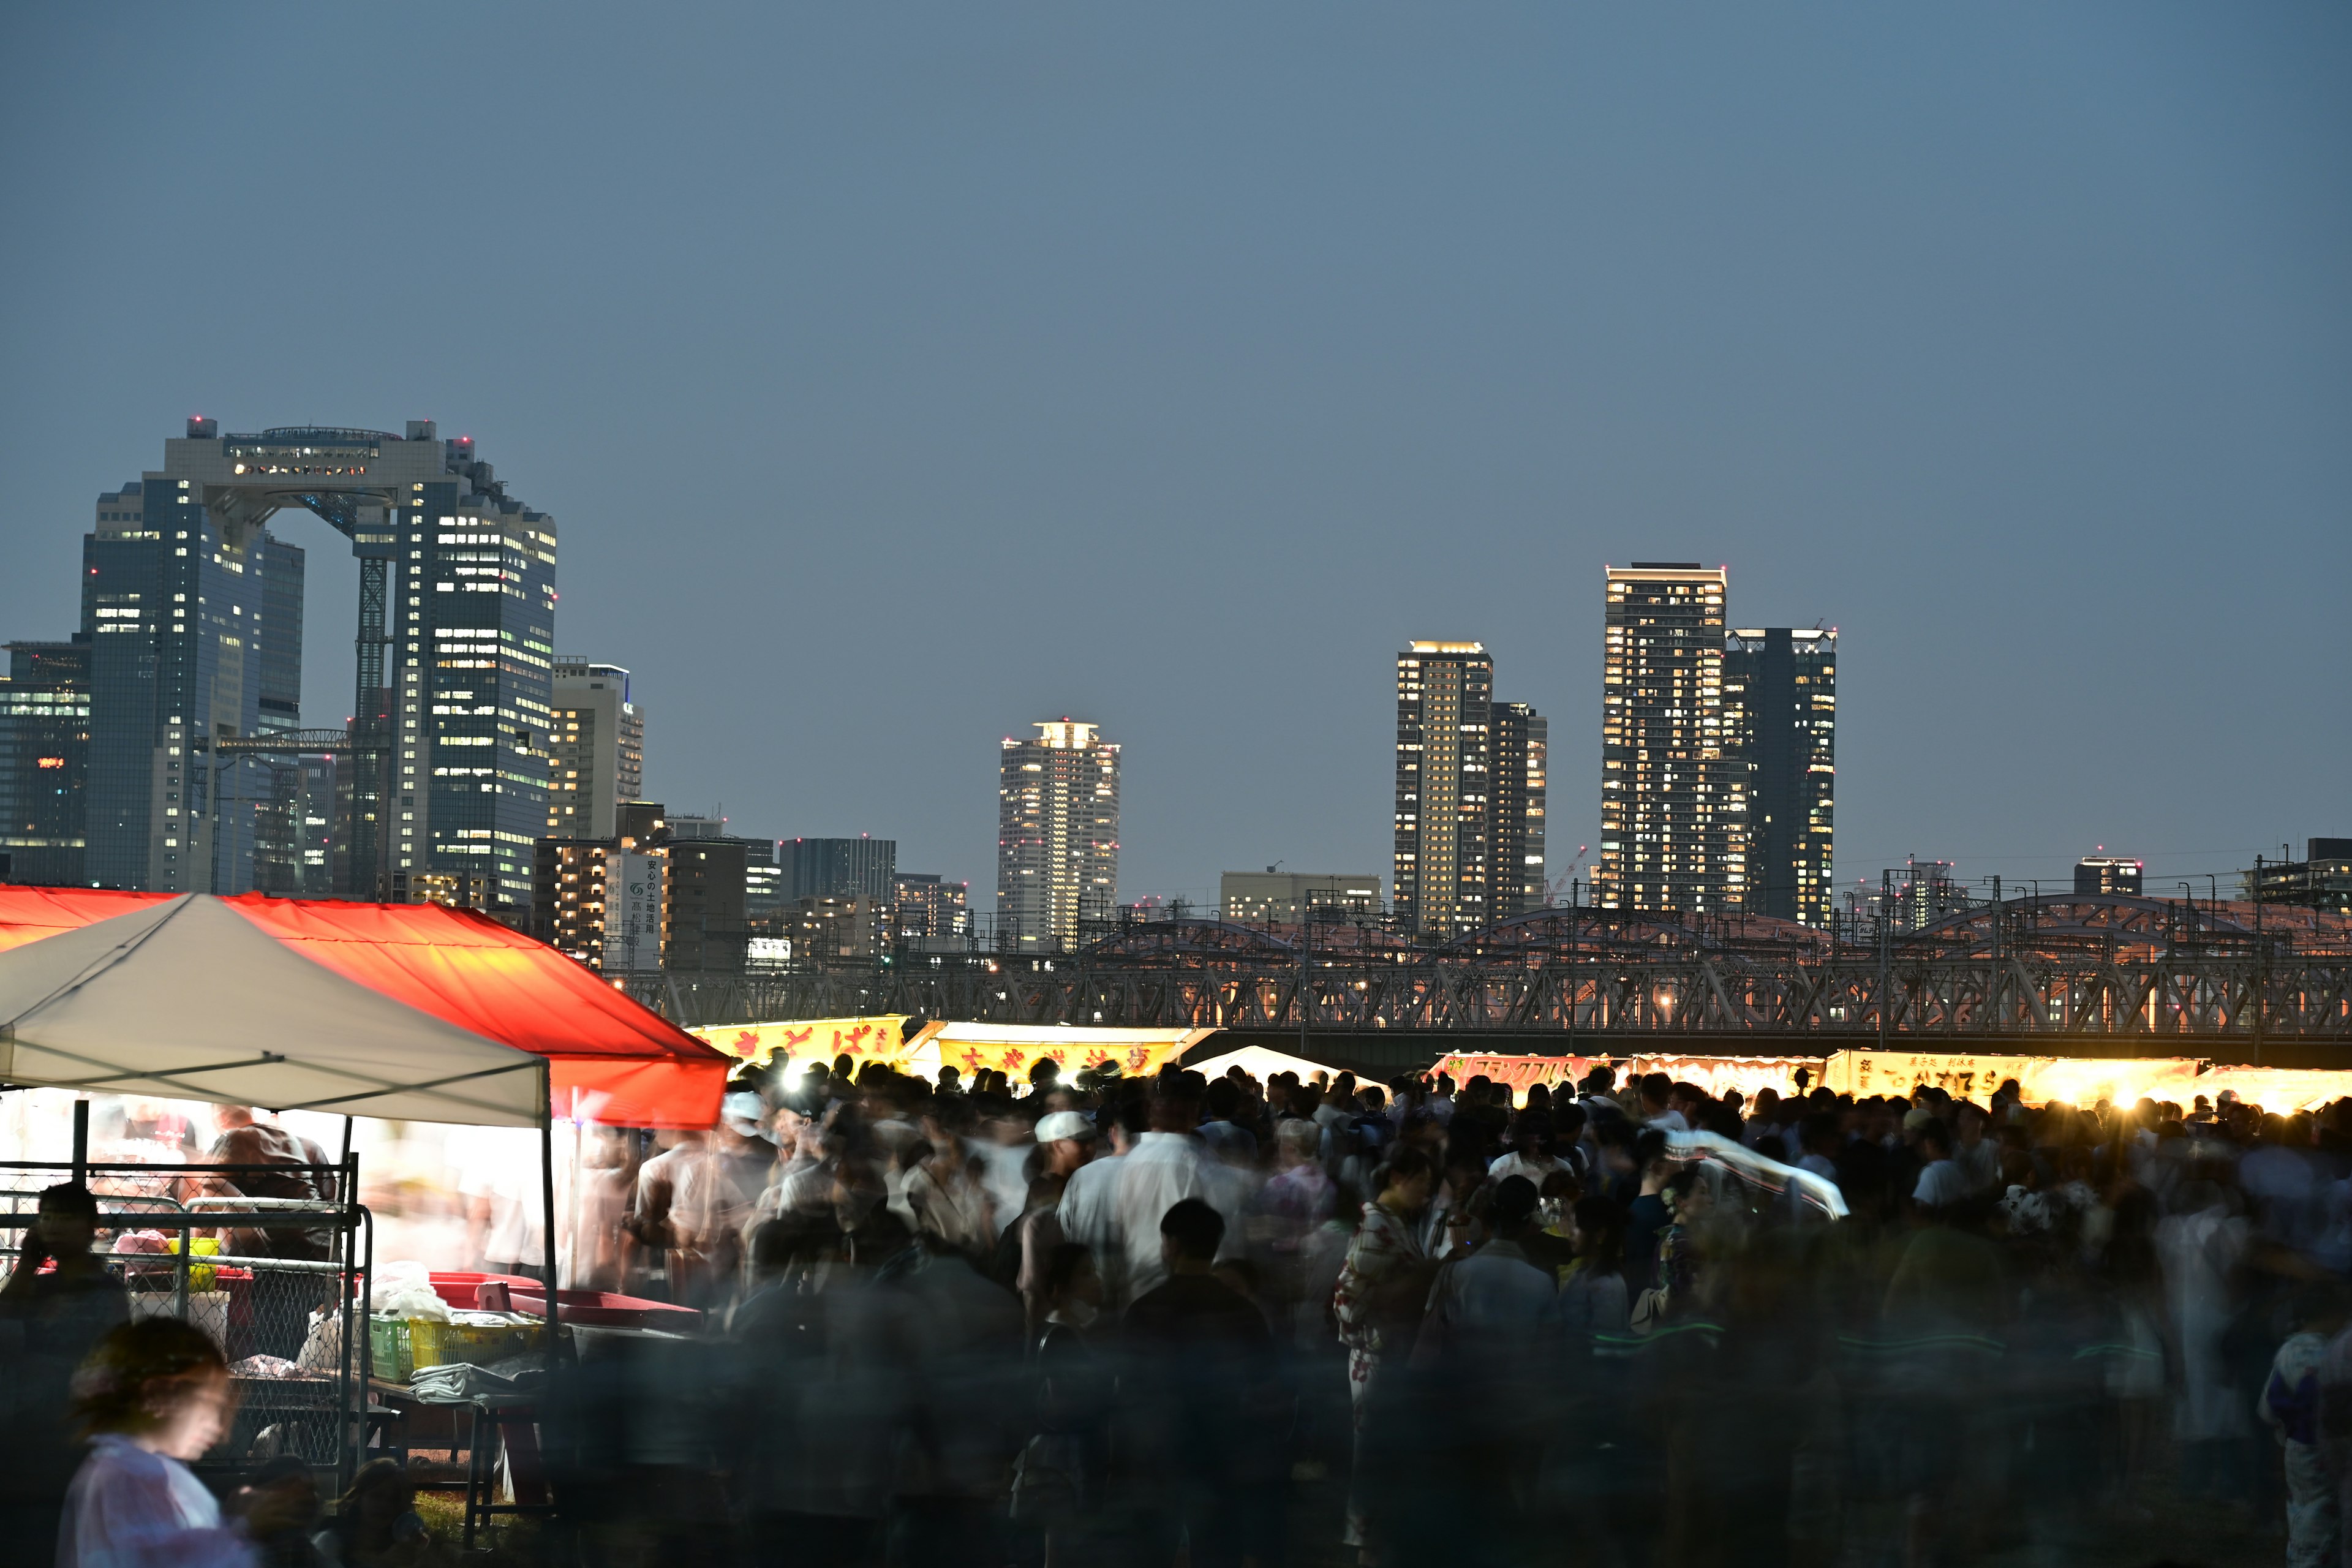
[[0, 1158, 371, 1490]]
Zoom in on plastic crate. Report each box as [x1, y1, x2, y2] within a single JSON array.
[[408, 1314, 542, 1372], [368, 1314, 414, 1383]]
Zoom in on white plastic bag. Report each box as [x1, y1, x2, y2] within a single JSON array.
[[368, 1261, 451, 1322]]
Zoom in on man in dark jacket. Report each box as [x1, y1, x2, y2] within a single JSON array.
[[1121, 1199, 1284, 1568]]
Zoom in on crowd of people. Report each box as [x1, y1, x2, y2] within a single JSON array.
[[6, 1055, 2350, 1566], [541, 1054, 2352, 1566]]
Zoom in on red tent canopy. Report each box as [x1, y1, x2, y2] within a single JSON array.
[[0, 886, 725, 1128]]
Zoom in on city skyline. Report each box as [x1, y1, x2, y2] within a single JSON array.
[[2, 9, 2345, 917]]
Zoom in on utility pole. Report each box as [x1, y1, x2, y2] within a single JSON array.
[[1877, 868, 1892, 1054], [1990, 873, 2001, 1035]]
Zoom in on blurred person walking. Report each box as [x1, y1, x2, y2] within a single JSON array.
[[0, 1184, 128, 1567], [1331, 1148, 1436, 1559]]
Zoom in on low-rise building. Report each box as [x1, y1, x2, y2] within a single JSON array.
[[1220, 870, 1383, 925]]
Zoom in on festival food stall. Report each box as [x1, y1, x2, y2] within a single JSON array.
[[693, 1017, 1215, 1085], [1430, 1050, 1827, 1103], [0, 887, 731, 1488]]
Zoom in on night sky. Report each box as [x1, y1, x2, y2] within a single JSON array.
[[3, 5, 2345, 915]]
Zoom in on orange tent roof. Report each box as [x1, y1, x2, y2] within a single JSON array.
[[0, 886, 725, 1128]]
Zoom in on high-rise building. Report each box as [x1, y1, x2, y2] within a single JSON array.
[[998, 719, 1120, 951], [548, 660, 643, 842], [1723, 628, 1836, 924], [1393, 643, 1493, 937], [895, 872, 971, 948], [1219, 870, 1383, 925], [1491, 702, 1548, 918], [744, 845, 787, 924], [534, 839, 666, 974], [786, 836, 897, 903], [665, 835, 748, 972], [0, 639, 93, 886], [1597, 564, 1743, 915], [79, 478, 308, 894], [78, 421, 556, 910], [2075, 856, 2143, 897], [533, 801, 668, 974]]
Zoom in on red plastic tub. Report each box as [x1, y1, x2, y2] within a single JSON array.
[[510, 1287, 701, 1331], [424, 1270, 542, 1310]]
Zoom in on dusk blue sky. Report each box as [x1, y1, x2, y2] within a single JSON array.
[[4, 5, 2345, 914]]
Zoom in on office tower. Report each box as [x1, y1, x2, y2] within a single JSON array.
[[2075, 856, 2142, 897], [1597, 565, 1743, 915], [1723, 627, 1836, 924], [0, 639, 93, 886], [1491, 702, 1548, 918], [548, 660, 643, 842], [1219, 870, 1383, 925], [998, 719, 1120, 950], [895, 872, 972, 948], [665, 836, 748, 972], [1393, 643, 1493, 937], [80, 420, 556, 910], [80, 478, 306, 894], [744, 843, 786, 924], [786, 836, 897, 902], [244, 533, 311, 894]]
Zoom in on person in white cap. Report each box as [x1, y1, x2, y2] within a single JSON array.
[[669, 1091, 777, 1309], [1009, 1110, 1098, 1330]]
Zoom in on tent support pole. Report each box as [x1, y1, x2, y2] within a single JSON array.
[[540, 1061, 562, 1355], [70, 1100, 88, 1186]]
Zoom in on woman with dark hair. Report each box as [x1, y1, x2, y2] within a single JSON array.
[[58, 1316, 295, 1566], [1558, 1196, 1630, 1338]]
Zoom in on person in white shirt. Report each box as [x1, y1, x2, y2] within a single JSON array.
[[1059, 1097, 1145, 1305], [1910, 1118, 1969, 1210], [1488, 1111, 1566, 1189], [1637, 1074, 1687, 1132], [1107, 1084, 1245, 1305]]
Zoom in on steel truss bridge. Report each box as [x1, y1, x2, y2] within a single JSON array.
[[636, 895, 2352, 1059]]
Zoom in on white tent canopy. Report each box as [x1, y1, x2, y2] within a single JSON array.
[[1186, 1043, 1357, 1084], [0, 894, 546, 1128]]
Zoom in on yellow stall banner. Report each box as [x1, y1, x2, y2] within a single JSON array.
[[2196, 1068, 2352, 1114], [903, 1023, 1216, 1082], [1820, 1050, 2204, 1107], [689, 1016, 914, 1069]]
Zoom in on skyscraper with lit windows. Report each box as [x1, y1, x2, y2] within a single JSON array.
[[997, 719, 1118, 950], [1491, 701, 1547, 918], [1724, 627, 1834, 924], [77, 419, 555, 910], [1597, 564, 1745, 914], [548, 660, 643, 842], [1393, 642, 1494, 937]]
